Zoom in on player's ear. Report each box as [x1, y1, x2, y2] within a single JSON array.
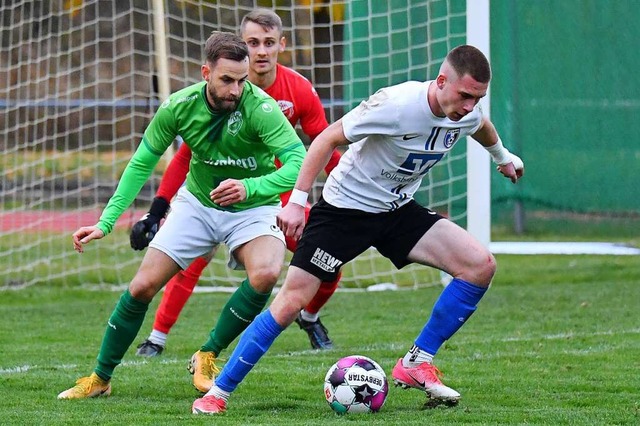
[[436, 74, 446, 90], [201, 63, 211, 81], [279, 36, 286, 53]]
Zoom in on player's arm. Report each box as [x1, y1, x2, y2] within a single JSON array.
[[295, 120, 348, 193], [297, 82, 342, 175], [211, 143, 306, 207], [323, 148, 342, 176], [72, 142, 163, 252], [73, 103, 177, 253], [277, 119, 350, 239], [129, 142, 192, 250], [307, 128, 342, 176], [471, 116, 524, 183]]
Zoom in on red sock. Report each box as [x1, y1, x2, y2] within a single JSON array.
[[304, 272, 341, 314], [153, 257, 209, 334]]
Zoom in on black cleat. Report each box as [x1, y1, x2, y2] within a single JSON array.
[[294, 313, 333, 350], [135, 339, 164, 357]]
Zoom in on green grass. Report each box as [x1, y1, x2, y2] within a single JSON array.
[[1, 255, 639, 425], [492, 206, 640, 243]]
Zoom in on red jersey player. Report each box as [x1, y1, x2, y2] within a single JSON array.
[[131, 10, 341, 364]]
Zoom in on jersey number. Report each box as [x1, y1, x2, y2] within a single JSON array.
[[397, 152, 444, 176]]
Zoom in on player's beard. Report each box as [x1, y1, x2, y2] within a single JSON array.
[[207, 86, 240, 113]]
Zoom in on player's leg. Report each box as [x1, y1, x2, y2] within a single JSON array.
[[58, 187, 217, 399], [379, 202, 494, 406], [294, 272, 340, 349], [58, 248, 181, 399], [286, 203, 339, 349], [192, 266, 322, 414], [192, 198, 374, 414], [201, 235, 285, 353], [405, 218, 494, 361], [136, 249, 215, 357], [190, 206, 285, 392]]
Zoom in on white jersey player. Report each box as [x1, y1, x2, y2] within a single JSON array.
[[324, 80, 483, 212], [192, 45, 525, 415]]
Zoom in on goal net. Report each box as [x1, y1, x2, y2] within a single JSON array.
[[0, 0, 480, 290]]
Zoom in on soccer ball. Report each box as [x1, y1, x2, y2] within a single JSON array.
[[323, 355, 388, 414]]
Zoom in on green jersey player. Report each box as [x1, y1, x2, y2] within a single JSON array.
[[59, 31, 305, 399]]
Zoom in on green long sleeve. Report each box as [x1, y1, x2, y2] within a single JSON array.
[[241, 143, 306, 200], [96, 141, 162, 235]]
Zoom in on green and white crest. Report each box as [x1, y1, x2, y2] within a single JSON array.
[[227, 111, 243, 136]]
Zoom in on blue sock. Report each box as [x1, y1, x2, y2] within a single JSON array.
[[415, 278, 488, 355], [215, 309, 284, 393]]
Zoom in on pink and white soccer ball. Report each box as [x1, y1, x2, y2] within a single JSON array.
[[323, 355, 388, 414]]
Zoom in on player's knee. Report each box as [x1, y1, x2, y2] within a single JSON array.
[[247, 263, 282, 292], [470, 251, 496, 286], [129, 276, 161, 302], [271, 287, 311, 326]]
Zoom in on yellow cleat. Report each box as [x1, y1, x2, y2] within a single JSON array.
[[57, 372, 111, 399], [187, 350, 220, 393]]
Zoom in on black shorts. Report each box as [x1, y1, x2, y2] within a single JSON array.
[[290, 198, 445, 282]]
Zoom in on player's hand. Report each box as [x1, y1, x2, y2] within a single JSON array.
[[129, 196, 170, 250], [497, 153, 524, 183], [210, 179, 247, 206], [277, 203, 306, 240], [72, 226, 105, 253], [130, 213, 162, 250]]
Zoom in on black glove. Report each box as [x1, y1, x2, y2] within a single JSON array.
[[130, 197, 170, 250]]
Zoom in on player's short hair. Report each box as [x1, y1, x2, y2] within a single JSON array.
[[446, 45, 491, 83], [204, 31, 248, 65], [240, 8, 283, 36]]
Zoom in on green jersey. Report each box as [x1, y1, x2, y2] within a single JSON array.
[[96, 81, 305, 235]]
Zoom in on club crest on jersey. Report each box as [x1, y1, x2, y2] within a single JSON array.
[[443, 129, 460, 148], [227, 111, 243, 136], [277, 100, 294, 119]]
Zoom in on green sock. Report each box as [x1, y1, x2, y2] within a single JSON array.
[[201, 278, 271, 355], [94, 290, 148, 381]]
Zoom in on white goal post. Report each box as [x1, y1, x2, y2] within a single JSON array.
[[0, 0, 491, 290], [465, 0, 491, 247]]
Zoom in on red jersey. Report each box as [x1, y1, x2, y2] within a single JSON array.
[[156, 64, 339, 202], [266, 64, 328, 140]]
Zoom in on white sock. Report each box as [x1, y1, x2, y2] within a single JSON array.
[[148, 329, 167, 347], [402, 344, 434, 367], [300, 310, 319, 322], [205, 385, 230, 401]]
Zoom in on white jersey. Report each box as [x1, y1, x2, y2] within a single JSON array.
[[323, 80, 483, 213]]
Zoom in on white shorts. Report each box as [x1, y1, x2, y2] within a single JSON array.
[[149, 187, 285, 270]]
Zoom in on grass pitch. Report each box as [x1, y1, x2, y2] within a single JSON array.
[[1, 254, 639, 425]]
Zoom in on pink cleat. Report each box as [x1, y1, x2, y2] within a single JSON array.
[[391, 358, 460, 407], [192, 395, 227, 414]]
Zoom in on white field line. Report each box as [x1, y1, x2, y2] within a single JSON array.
[[2, 328, 638, 376]]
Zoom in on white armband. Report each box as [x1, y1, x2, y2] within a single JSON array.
[[484, 138, 512, 165], [288, 189, 308, 207]]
